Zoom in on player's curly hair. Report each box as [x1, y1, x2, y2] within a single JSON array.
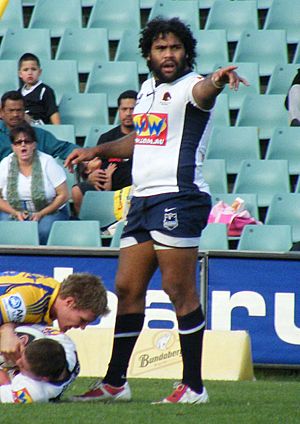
[[59, 273, 109, 317], [139, 17, 197, 69]]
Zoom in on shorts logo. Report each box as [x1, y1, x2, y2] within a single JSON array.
[[163, 211, 178, 231], [8, 296, 22, 309], [134, 113, 168, 146]]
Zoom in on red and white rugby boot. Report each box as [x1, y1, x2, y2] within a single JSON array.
[[70, 381, 131, 402], [153, 383, 209, 404]]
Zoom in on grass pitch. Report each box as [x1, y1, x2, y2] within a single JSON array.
[[1, 371, 300, 424]]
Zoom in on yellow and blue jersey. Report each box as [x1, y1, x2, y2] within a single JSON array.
[[0, 271, 60, 326]]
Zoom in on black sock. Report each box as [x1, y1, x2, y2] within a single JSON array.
[[178, 305, 205, 394], [103, 313, 144, 387]]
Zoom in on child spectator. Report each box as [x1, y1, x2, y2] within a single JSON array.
[[18, 53, 61, 125]]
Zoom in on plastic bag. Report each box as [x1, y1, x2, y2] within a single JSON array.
[[208, 197, 261, 236]]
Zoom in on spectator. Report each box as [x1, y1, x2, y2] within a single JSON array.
[[0, 123, 69, 244], [71, 90, 136, 215], [0, 325, 80, 403], [285, 68, 300, 126], [18, 52, 61, 125], [0, 90, 79, 161]]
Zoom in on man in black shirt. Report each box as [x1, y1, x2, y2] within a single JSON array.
[[71, 90, 137, 215]]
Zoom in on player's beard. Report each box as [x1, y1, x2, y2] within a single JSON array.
[[148, 56, 188, 83]]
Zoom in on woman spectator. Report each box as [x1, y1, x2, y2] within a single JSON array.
[[0, 123, 69, 244]]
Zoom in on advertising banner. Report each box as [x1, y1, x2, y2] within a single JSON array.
[[206, 255, 300, 365]]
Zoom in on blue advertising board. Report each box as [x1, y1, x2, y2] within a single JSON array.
[[206, 254, 300, 365], [0, 249, 202, 330]]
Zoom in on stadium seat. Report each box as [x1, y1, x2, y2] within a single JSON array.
[[39, 60, 79, 103], [266, 64, 299, 95], [257, 0, 272, 9], [212, 193, 259, 220], [36, 124, 76, 144], [55, 28, 109, 74], [59, 93, 109, 137], [205, 0, 258, 42], [202, 159, 228, 193], [87, 0, 141, 40], [0, 221, 39, 246], [47, 220, 102, 247], [263, 0, 300, 44], [115, 30, 149, 75], [237, 224, 293, 252], [199, 223, 229, 250], [265, 127, 300, 175], [0, 60, 19, 93], [198, 0, 216, 9], [79, 191, 116, 228], [194, 30, 229, 76], [213, 62, 260, 110], [29, 0, 82, 38], [110, 220, 126, 248], [0, 0, 23, 36], [211, 93, 230, 127], [206, 126, 260, 174], [148, 0, 200, 33], [235, 94, 289, 139], [83, 125, 115, 148], [264, 194, 300, 243], [233, 29, 288, 76], [140, 0, 156, 8], [233, 159, 290, 207], [0, 28, 51, 61], [85, 61, 139, 108]]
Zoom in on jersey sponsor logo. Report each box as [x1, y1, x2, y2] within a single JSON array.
[[134, 113, 167, 146], [2, 294, 25, 322], [12, 387, 33, 403]]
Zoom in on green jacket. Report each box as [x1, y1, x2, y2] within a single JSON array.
[[0, 121, 78, 161]]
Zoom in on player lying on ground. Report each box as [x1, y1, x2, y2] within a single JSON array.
[[0, 324, 79, 403]]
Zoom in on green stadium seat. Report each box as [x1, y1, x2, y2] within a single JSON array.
[[87, 0, 141, 40], [265, 127, 300, 175], [0, 28, 51, 61], [85, 61, 139, 108], [233, 29, 288, 76], [263, 0, 300, 44], [59, 93, 109, 137], [47, 220, 102, 247], [206, 126, 260, 174], [205, 0, 258, 42], [0, 0, 23, 36], [55, 28, 109, 74], [237, 224, 293, 252], [79, 191, 116, 228], [83, 125, 115, 148], [266, 64, 299, 95], [39, 60, 79, 103], [199, 223, 229, 250], [235, 94, 289, 139], [194, 29, 229, 76], [29, 0, 82, 38], [0, 221, 39, 246], [233, 159, 290, 207], [265, 194, 300, 243], [202, 159, 228, 193]]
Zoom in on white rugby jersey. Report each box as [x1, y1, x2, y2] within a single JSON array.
[[0, 325, 79, 403], [132, 71, 213, 197]]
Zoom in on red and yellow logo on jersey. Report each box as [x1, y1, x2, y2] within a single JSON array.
[[12, 387, 33, 403], [134, 113, 168, 146]]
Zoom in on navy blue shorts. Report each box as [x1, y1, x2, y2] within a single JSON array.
[[120, 191, 211, 248]]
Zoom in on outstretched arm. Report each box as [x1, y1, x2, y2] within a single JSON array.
[[193, 65, 249, 110], [65, 131, 136, 172]]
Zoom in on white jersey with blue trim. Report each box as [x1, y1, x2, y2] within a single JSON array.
[[0, 325, 79, 403], [132, 71, 213, 197]]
